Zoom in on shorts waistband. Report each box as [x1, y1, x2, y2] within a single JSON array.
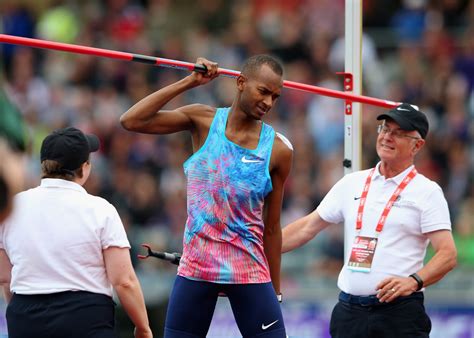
[[12, 291, 114, 304], [339, 291, 423, 307]]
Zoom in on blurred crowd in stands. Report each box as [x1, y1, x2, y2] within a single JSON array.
[[1, 0, 473, 298]]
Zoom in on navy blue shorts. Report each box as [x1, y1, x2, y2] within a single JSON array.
[[6, 291, 117, 338], [164, 275, 286, 338]]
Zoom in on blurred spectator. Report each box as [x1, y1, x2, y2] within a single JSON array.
[[1, 0, 35, 72], [0, 87, 26, 222], [0, 139, 24, 223], [454, 183, 474, 266]]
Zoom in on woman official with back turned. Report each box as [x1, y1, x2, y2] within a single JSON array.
[[0, 127, 152, 338]]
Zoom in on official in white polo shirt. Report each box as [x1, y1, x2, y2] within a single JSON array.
[[282, 103, 457, 338], [0, 127, 153, 338]]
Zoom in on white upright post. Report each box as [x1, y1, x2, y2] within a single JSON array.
[[344, 0, 363, 175], [344, 0, 363, 260]]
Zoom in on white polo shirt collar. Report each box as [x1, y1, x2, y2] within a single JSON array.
[[372, 162, 415, 185], [40, 178, 86, 194]]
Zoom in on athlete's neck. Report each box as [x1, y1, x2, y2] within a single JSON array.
[[227, 105, 262, 132]]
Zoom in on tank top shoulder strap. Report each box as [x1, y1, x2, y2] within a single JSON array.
[[257, 122, 276, 153], [209, 107, 230, 138]]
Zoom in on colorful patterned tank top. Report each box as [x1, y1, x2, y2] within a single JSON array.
[[177, 107, 275, 283]]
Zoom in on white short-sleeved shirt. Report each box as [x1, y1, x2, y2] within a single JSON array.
[[0, 179, 130, 297], [317, 163, 451, 296]]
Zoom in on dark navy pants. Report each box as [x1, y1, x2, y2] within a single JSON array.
[[330, 291, 431, 338], [164, 275, 286, 338], [6, 291, 117, 338]]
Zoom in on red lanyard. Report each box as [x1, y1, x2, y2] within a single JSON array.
[[356, 167, 417, 234]]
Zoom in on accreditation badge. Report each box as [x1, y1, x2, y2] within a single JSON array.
[[347, 236, 378, 272]]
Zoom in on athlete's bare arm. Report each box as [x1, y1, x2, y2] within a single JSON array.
[[120, 58, 219, 140], [263, 133, 293, 295]]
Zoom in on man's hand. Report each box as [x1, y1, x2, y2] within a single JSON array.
[[376, 276, 419, 303], [189, 57, 219, 86]]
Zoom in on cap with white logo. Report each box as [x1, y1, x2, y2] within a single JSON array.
[[377, 103, 429, 139]]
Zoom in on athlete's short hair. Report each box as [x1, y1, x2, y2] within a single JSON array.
[[241, 55, 284, 78]]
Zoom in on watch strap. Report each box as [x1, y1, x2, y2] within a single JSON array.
[[409, 273, 424, 291]]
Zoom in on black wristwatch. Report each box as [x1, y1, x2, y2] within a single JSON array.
[[409, 273, 424, 291], [277, 293, 282, 303]]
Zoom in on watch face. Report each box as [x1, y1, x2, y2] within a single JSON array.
[[277, 294, 282, 302]]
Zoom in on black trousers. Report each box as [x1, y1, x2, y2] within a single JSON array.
[[330, 292, 431, 338], [6, 291, 118, 338]]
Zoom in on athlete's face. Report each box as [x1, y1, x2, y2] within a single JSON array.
[[238, 65, 283, 120]]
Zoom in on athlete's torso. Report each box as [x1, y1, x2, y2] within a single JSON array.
[[177, 107, 275, 283]]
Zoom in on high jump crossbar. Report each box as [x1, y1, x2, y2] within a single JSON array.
[[0, 34, 400, 109]]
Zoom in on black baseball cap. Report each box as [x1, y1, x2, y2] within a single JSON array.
[[377, 103, 429, 139], [40, 127, 100, 170]]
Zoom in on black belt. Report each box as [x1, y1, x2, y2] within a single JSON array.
[[339, 291, 423, 307]]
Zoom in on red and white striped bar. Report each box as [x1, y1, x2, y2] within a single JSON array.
[[0, 34, 400, 109]]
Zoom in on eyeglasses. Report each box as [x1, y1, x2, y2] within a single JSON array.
[[377, 125, 421, 140]]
